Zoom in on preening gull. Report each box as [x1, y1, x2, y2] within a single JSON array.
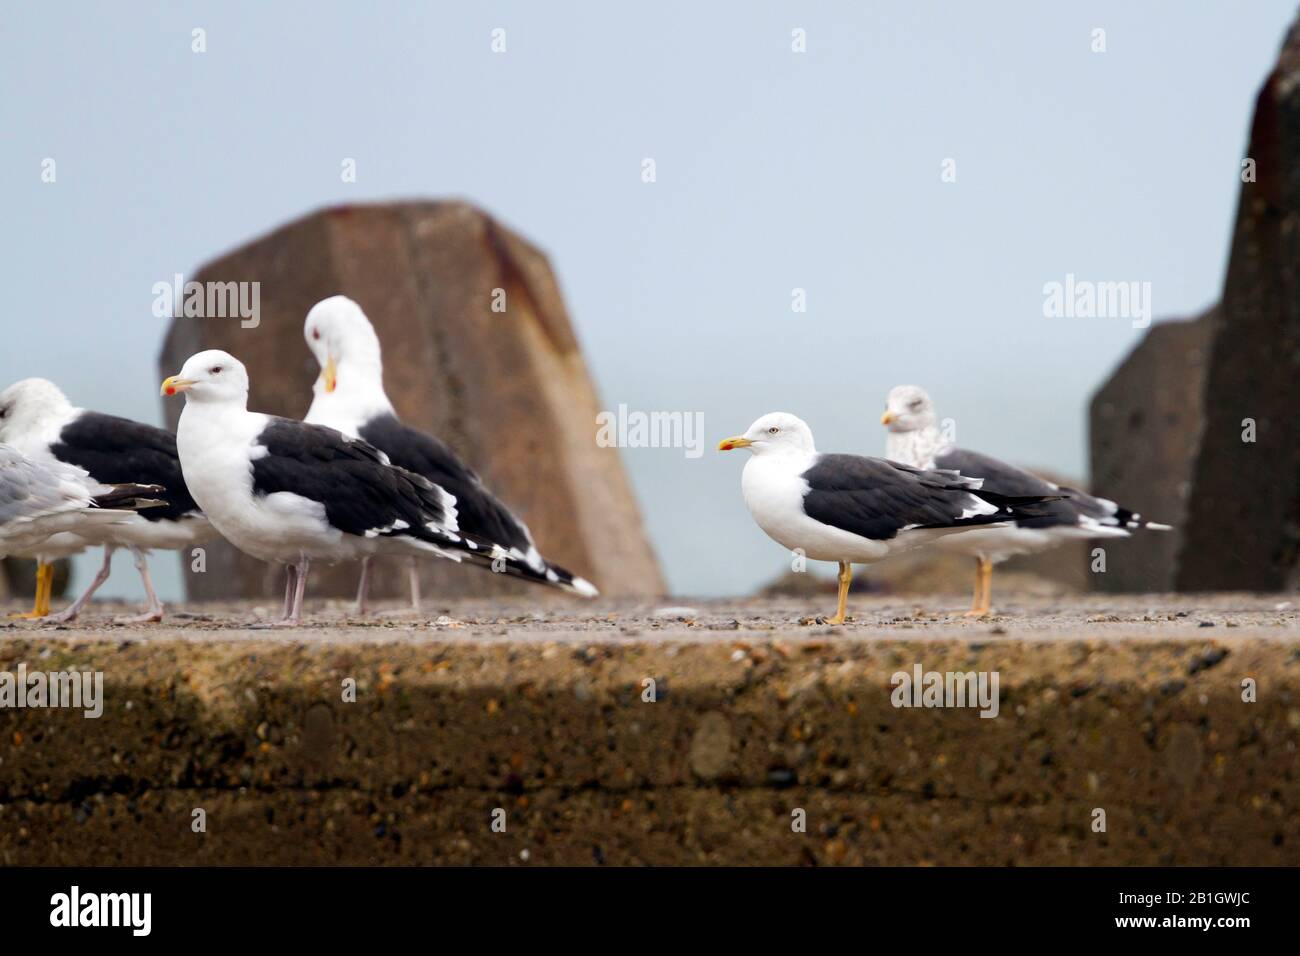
[[0, 444, 164, 617], [718, 412, 1060, 624], [881, 385, 1170, 615], [163, 350, 591, 626], [0, 379, 214, 622], [302, 295, 596, 610]]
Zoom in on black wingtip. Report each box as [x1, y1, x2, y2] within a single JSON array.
[[92, 483, 168, 510]]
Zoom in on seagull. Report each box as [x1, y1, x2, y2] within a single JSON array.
[[881, 385, 1170, 616], [301, 295, 596, 612], [718, 412, 1060, 624], [0, 379, 214, 622], [163, 350, 591, 626], [0, 444, 164, 618]]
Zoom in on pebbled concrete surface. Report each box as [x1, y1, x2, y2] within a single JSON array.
[[0, 594, 1296, 865]]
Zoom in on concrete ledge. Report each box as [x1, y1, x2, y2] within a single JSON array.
[[0, 596, 1297, 865]]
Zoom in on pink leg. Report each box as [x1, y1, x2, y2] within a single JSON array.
[[288, 557, 310, 624], [115, 547, 164, 624], [255, 563, 302, 629], [49, 547, 116, 623], [282, 564, 299, 619], [354, 557, 373, 616], [408, 557, 421, 612]]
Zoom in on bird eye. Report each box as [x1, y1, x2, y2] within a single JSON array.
[[210, 366, 223, 374], [312, 329, 321, 341], [768, 426, 779, 434], [909, 400, 922, 410]]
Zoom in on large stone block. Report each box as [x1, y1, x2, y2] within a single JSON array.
[[1177, 30, 1300, 591], [158, 202, 665, 601], [3, 611, 1296, 865], [1089, 313, 1214, 592], [1090, 18, 1300, 593]]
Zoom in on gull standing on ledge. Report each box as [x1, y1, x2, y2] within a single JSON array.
[[881, 385, 1170, 616], [719, 412, 1060, 625], [0, 379, 213, 622], [0, 444, 164, 617], [302, 295, 596, 611], [163, 351, 586, 626]]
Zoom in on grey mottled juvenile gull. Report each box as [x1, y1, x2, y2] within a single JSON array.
[[881, 384, 1169, 616], [0, 443, 164, 618], [0, 379, 213, 622]]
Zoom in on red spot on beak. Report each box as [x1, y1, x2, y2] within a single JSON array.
[[165, 387, 176, 396]]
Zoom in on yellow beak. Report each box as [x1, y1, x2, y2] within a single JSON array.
[[718, 435, 753, 451], [880, 410, 896, 425], [322, 356, 338, 394], [161, 376, 196, 397]]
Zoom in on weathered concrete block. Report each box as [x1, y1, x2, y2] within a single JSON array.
[[158, 202, 664, 600], [1089, 313, 1214, 591], [1178, 30, 1300, 591], [1, 604, 1296, 866]]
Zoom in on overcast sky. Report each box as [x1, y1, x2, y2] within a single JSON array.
[[3, 1, 1292, 600]]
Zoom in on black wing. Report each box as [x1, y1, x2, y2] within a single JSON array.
[[251, 418, 598, 591], [933, 449, 1057, 498], [935, 448, 1071, 530], [801, 453, 1052, 542], [358, 413, 534, 555], [50, 412, 199, 522], [250, 417, 457, 542], [936, 448, 1130, 530]]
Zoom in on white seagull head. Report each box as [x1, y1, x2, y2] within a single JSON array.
[[162, 350, 250, 406], [304, 295, 384, 398], [718, 412, 816, 457], [0, 378, 76, 443], [881, 384, 937, 433]]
